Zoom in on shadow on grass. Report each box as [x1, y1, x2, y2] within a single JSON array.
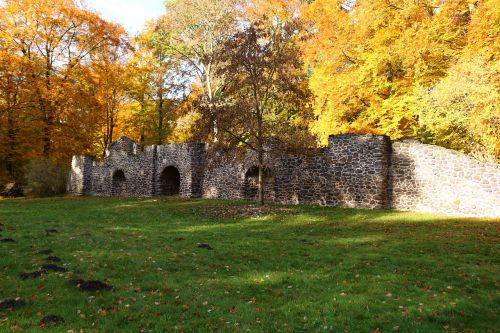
[[0, 197, 498, 332]]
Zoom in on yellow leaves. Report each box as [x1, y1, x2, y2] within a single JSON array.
[[0, 0, 129, 165], [98, 309, 108, 317], [301, 0, 498, 160]]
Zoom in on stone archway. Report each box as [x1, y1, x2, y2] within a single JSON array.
[[112, 170, 126, 196], [244, 166, 274, 201], [159, 166, 181, 196]]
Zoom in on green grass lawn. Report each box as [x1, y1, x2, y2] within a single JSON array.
[[0, 197, 498, 332]]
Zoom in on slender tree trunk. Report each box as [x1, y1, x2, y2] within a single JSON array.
[[42, 60, 53, 157], [258, 148, 265, 205], [205, 65, 218, 141], [42, 105, 53, 157], [4, 79, 17, 178], [6, 107, 17, 178], [257, 110, 264, 205], [102, 97, 115, 158], [157, 88, 164, 145], [139, 96, 146, 146]]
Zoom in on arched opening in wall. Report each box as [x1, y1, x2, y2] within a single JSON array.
[[159, 166, 181, 196], [112, 170, 126, 196], [244, 166, 274, 201]]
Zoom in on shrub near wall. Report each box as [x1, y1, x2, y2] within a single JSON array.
[[24, 159, 68, 197]]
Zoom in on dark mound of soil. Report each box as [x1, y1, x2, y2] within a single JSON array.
[[39, 315, 65, 327], [198, 243, 213, 250], [45, 229, 58, 234], [175, 237, 186, 241], [19, 270, 45, 280], [0, 298, 26, 310], [41, 264, 67, 272], [37, 249, 53, 255], [73, 279, 113, 292], [0, 238, 15, 243], [45, 256, 62, 262]]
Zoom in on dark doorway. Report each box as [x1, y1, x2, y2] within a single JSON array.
[[244, 166, 274, 201], [112, 170, 126, 196], [159, 166, 181, 196]]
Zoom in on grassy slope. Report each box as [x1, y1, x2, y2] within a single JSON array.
[[0, 197, 498, 332]]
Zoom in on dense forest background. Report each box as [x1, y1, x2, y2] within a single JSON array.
[[0, 0, 498, 185]]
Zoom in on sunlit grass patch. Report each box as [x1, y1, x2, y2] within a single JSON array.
[[0, 197, 498, 332]]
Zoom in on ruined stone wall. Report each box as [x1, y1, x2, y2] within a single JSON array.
[[89, 141, 156, 197], [201, 151, 248, 200], [155, 143, 205, 197], [200, 135, 391, 209], [67, 155, 93, 196], [69, 134, 500, 217], [68, 137, 206, 198], [270, 134, 391, 208], [389, 140, 500, 217]]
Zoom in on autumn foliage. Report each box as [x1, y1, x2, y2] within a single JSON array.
[[0, 0, 498, 185], [301, 0, 499, 160]]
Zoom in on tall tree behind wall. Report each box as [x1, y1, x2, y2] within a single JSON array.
[[0, 0, 128, 180], [301, 0, 499, 160], [89, 43, 130, 157], [154, 0, 243, 141], [124, 27, 187, 146], [214, 12, 315, 205], [0, 48, 33, 181]]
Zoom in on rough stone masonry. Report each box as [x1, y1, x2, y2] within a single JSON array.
[[68, 134, 500, 217]]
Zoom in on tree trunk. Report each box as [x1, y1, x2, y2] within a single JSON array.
[[6, 107, 17, 178], [258, 148, 265, 205], [157, 87, 164, 145], [205, 65, 219, 141], [257, 107, 264, 205], [42, 108, 53, 157], [42, 61, 53, 157]]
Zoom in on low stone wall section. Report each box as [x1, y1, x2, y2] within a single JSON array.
[[389, 140, 500, 217]]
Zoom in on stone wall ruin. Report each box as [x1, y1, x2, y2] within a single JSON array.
[[68, 134, 500, 217]]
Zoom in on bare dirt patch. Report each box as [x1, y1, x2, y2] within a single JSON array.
[[0, 298, 26, 311], [39, 315, 65, 327], [73, 279, 113, 292], [45, 256, 62, 262], [0, 238, 15, 243], [41, 264, 67, 272], [198, 243, 213, 250], [19, 270, 45, 280]]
